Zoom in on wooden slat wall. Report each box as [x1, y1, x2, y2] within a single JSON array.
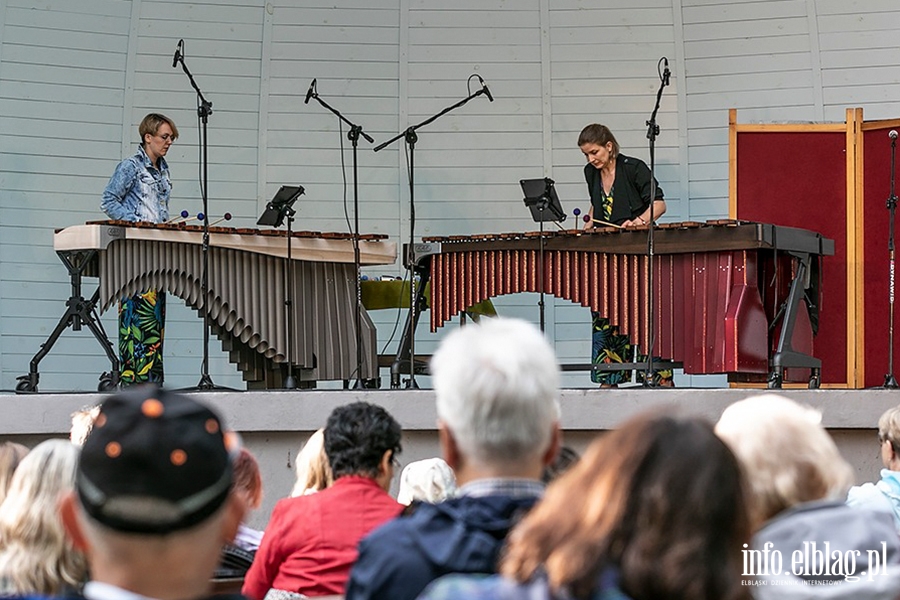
[[4, 0, 900, 390]]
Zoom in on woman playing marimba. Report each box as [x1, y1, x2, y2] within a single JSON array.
[[100, 113, 178, 384], [579, 123, 671, 387]]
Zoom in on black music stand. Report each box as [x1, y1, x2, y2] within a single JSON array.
[[258, 185, 305, 389], [521, 177, 566, 332]]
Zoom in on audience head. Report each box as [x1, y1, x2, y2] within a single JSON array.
[[70, 405, 101, 447], [877, 404, 900, 470], [397, 458, 457, 505], [60, 386, 245, 600], [0, 441, 29, 506], [0, 438, 86, 595], [324, 402, 402, 489], [233, 447, 263, 511], [715, 394, 854, 523], [501, 412, 751, 600], [290, 428, 333, 497], [431, 317, 561, 474]]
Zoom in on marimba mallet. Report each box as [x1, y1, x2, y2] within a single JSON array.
[[573, 208, 625, 230], [181, 212, 205, 224], [209, 213, 233, 227], [583, 214, 625, 229], [165, 210, 191, 224]]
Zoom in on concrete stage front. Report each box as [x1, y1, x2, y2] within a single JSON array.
[[1, 387, 896, 530]]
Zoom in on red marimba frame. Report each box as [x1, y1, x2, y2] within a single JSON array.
[[414, 220, 833, 385]]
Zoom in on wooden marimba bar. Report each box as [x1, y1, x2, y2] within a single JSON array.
[[412, 220, 833, 382], [50, 220, 397, 388]]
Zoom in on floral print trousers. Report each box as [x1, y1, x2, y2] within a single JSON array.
[[118, 288, 165, 384]]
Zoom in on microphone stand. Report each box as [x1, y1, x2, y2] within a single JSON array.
[[375, 83, 490, 389], [884, 133, 899, 388], [307, 87, 374, 389], [175, 45, 220, 390], [642, 57, 669, 387]]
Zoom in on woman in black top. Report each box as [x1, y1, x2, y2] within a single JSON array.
[[579, 124, 670, 386]]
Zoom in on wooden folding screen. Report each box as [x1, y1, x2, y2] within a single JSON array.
[[730, 108, 900, 388]]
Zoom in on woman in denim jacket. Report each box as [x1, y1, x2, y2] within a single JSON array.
[[101, 112, 178, 384]]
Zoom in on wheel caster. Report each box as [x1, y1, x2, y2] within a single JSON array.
[[15, 374, 37, 393], [767, 371, 783, 389], [808, 375, 820, 389]]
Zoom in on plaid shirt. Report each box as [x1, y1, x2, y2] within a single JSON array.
[[458, 477, 545, 500]]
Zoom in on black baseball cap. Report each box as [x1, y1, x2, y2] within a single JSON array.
[[76, 385, 238, 534]]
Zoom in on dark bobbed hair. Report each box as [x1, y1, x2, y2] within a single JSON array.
[[324, 402, 402, 479], [577, 123, 619, 158], [501, 412, 752, 600]]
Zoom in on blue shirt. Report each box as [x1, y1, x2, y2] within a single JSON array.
[[101, 145, 171, 223]]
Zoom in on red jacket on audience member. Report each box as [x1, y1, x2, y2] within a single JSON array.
[[242, 476, 403, 599]]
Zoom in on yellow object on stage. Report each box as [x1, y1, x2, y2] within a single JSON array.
[[361, 279, 497, 320]]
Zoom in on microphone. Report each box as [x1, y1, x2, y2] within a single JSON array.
[[662, 57, 671, 87], [304, 79, 316, 104], [172, 39, 183, 69], [477, 75, 493, 102], [890, 130, 898, 140]]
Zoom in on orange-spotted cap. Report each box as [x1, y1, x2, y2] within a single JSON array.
[[76, 385, 233, 535]]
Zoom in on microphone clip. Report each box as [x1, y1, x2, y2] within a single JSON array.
[[172, 39, 184, 69]]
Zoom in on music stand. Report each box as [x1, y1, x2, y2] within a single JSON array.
[[521, 177, 566, 331], [257, 185, 305, 388]]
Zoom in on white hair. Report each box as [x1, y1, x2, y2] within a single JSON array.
[[69, 405, 100, 447], [878, 404, 900, 446], [432, 317, 561, 467], [397, 458, 457, 505], [715, 394, 854, 522]]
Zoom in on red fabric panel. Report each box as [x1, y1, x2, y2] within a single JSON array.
[[736, 131, 849, 385]]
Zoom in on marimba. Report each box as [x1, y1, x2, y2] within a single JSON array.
[[19, 220, 396, 391], [393, 220, 833, 388]]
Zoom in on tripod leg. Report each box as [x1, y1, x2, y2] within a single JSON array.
[[78, 299, 120, 389], [19, 295, 87, 392]]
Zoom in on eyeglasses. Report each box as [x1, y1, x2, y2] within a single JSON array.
[[156, 133, 175, 142]]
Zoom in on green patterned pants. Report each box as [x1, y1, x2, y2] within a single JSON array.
[[118, 288, 166, 384]]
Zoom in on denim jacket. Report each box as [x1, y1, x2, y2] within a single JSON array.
[[101, 145, 171, 223]]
